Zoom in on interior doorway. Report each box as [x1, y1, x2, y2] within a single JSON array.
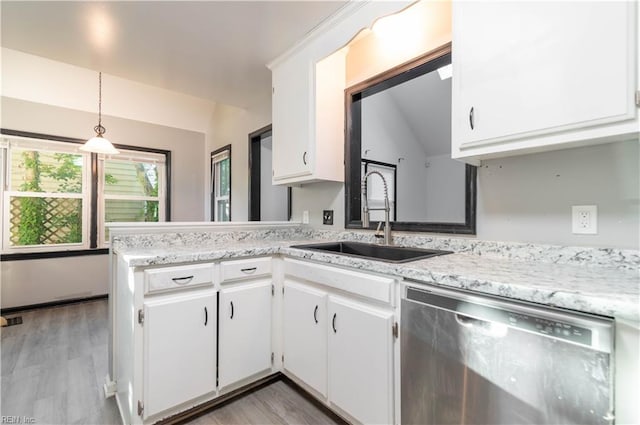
[[248, 125, 291, 221]]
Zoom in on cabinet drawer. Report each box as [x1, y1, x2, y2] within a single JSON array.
[[283, 258, 395, 305], [144, 263, 214, 294], [221, 257, 272, 283]]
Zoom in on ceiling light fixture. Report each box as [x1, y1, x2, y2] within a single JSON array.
[[81, 72, 119, 155]]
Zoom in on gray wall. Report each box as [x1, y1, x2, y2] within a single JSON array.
[[1, 97, 207, 308], [2, 97, 207, 221], [424, 153, 465, 223], [292, 140, 640, 249], [260, 136, 288, 221], [476, 140, 639, 248], [362, 90, 427, 221]]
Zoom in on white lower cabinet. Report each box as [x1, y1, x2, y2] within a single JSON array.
[[328, 295, 395, 425], [143, 289, 216, 419], [281, 259, 397, 425], [282, 280, 328, 397], [218, 279, 273, 389], [115, 256, 397, 424]]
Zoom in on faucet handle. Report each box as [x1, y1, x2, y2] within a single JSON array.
[[374, 221, 384, 239]]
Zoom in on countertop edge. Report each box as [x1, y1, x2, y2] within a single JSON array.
[[114, 243, 640, 325]]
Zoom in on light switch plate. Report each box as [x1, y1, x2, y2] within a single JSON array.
[[572, 205, 597, 234], [302, 210, 310, 224]]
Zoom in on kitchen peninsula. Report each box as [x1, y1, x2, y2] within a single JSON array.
[[107, 222, 639, 425]]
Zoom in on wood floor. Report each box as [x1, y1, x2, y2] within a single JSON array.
[[1, 300, 342, 425]]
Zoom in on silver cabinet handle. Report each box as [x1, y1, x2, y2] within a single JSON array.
[[171, 275, 194, 284], [469, 107, 475, 130], [240, 267, 257, 274], [302, 151, 308, 165]]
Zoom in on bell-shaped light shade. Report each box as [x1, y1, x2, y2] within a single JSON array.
[[80, 134, 120, 154]]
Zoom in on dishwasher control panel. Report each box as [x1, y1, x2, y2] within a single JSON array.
[[507, 312, 592, 345]]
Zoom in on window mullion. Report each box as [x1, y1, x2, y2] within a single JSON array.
[[90, 152, 98, 249]]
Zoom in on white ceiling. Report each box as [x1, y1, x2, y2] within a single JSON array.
[[1, 1, 347, 110]]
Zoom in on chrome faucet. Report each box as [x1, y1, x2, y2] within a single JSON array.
[[361, 170, 392, 245]]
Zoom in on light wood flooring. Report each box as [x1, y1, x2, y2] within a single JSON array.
[[1, 300, 342, 425]]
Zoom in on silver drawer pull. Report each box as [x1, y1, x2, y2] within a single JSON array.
[[240, 267, 257, 274], [171, 275, 194, 284]]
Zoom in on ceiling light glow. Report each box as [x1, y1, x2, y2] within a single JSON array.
[[88, 7, 114, 50]]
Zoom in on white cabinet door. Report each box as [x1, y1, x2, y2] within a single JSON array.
[[452, 1, 637, 158], [143, 289, 216, 419], [219, 279, 272, 389], [272, 53, 313, 182], [270, 45, 346, 185], [328, 295, 394, 425], [282, 280, 328, 398]]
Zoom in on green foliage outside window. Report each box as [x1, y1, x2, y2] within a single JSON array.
[[13, 151, 83, 246]]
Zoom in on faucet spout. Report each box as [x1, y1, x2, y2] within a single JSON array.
[[361, 170, 393, 245]]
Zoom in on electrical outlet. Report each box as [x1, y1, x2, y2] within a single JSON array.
[[322, 210, 334, 225], [572, 205, 597, 235], [302, 210, 310, 224]]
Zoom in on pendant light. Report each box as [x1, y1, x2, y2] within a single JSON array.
[[81, 72, 119, 154]]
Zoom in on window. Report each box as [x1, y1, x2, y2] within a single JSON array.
[[1, 131, 170, 255], [1, 137, 90, 251], [99, 150, 166, 245], [211, 145, 231, 222]]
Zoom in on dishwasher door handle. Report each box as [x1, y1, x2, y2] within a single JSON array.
[[455, 313, 487, 327]]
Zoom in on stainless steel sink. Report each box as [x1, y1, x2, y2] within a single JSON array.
[[290, 241, 452, 263]]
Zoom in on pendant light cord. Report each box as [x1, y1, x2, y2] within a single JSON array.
[[94, 72, 106, 136]]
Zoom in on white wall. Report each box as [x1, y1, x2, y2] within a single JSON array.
[[1, 48, 216, 134]]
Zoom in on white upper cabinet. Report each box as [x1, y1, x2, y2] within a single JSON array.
[[452, 1, 639, 162], [272, 52, 315, 181], [268, 1, 413, 185]]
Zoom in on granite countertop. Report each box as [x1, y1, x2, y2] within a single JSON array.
[[115, 237, 640, 324]]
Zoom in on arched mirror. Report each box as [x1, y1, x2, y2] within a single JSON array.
[[345, 44, 477, 234]]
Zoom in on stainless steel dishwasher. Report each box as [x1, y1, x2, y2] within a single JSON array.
[[401, 284, 615, 425]]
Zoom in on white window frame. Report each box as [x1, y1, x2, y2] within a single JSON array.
[[212, 149, 231, 222], [1, 136, 91, 253], [98, 149, 167, 246]]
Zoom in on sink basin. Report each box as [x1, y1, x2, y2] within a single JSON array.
[[290, 241, 452, 263]]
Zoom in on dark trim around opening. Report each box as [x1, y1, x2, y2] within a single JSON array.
[[344, 43, 477, 235], [211, 144, 232, 221], [248, 125, 292, 221]]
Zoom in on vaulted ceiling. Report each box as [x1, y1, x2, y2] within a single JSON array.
[[1, 1, 347, 110]]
